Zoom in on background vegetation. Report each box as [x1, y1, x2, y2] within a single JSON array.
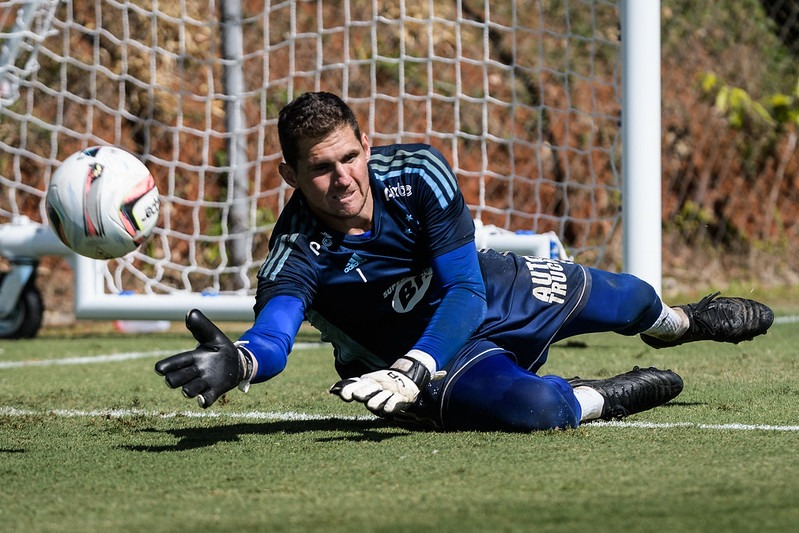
[[0, 1, 797, 316], [659, 0, 799, 292]]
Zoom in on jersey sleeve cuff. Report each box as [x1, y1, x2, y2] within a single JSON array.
[[404, 349, 446, 380]]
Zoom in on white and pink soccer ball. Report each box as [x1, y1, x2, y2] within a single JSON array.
[[45, 146, 160, 259]]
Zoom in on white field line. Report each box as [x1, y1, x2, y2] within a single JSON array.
[[2, 315, 796, 367], [0, 316, 797, 368], [0, 406, 371, 421], [0, 405, 796, 432], [0, 342, 324, 369], [590, 420, 799, 432], [0, 350, 175, 368]]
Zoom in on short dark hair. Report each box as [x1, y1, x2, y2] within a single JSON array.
[[277, 92, 362, 168]]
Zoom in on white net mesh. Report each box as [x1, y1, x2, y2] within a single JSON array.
[[0, 0, 622, 303]]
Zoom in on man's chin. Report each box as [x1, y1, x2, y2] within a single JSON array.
[[329, 201, 363, 218]]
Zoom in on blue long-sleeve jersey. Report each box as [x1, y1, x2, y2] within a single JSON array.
[[239, 143, 488, 382]]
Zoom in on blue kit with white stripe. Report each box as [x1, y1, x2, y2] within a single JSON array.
[[242, 143, 663, 431]]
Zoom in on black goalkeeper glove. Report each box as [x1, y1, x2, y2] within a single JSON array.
[[154, 309, 255, 408]]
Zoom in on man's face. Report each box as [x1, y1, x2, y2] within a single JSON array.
[[280, 125, 372, 234]]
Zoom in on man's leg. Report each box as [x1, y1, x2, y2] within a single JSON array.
[[441, 352, 582, 432], [567, 366, 684, 421], [439, 353, 683, 430], [554, 268, 664, 339], [555, 269, 773, 347], [640, 291, 774, 348]]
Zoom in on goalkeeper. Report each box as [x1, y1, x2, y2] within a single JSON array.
[[155, 91, 774, 431]]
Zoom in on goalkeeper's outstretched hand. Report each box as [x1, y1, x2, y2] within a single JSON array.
[[329, 350, 437, 416], [155, 309, 254, 408]]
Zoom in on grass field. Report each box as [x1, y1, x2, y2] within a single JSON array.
[[1, 292, 798, 532]]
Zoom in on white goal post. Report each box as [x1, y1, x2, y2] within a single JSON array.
[[0, 0, 661, 323]]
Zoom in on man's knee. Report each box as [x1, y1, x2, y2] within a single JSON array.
[[497, 379, 579, 431], [588, 269, 663, 334], [444, 358, 579, 431]]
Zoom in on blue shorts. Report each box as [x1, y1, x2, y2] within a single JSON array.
[[475, 251, 593, 371], [394, 254, 592, 430]]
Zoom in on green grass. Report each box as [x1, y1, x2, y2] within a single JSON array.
[[1, 309, 798, 532]]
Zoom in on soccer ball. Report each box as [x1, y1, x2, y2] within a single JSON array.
[[46, 146, 160, 259]]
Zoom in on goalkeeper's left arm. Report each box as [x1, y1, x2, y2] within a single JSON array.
[[330, 242, 487, 416]]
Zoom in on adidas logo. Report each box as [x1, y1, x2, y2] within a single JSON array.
[[344, 253, 366, 273]]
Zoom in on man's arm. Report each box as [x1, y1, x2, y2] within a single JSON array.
[[237, 294, 305, 383], [412, 241, 487, 368], [330, 242, 486, 415], [155, 295, 305, 407]]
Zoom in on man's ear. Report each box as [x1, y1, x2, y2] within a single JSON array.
[[279, 162, 297, 188], [360, 132, 370, 155]]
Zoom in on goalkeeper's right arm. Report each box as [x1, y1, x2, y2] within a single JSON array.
[[236, 294, 305, 383], [154, 295, 305, 407]]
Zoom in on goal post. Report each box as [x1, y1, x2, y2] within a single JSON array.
[[621, 0, 662, 294], [0, 0, 662, 324]]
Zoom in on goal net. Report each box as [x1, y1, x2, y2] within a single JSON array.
[[0, 0, 628, 321]]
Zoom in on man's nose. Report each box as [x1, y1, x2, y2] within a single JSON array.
[[332, 163, 351, 184]]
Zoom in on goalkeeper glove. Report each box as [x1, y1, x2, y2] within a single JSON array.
[[329, 350, 438, 416], [154, 309, 256, 408]]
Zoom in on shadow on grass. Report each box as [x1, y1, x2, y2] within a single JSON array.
[[668, 401, 705, 408], [122, 417, 408, 452]]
